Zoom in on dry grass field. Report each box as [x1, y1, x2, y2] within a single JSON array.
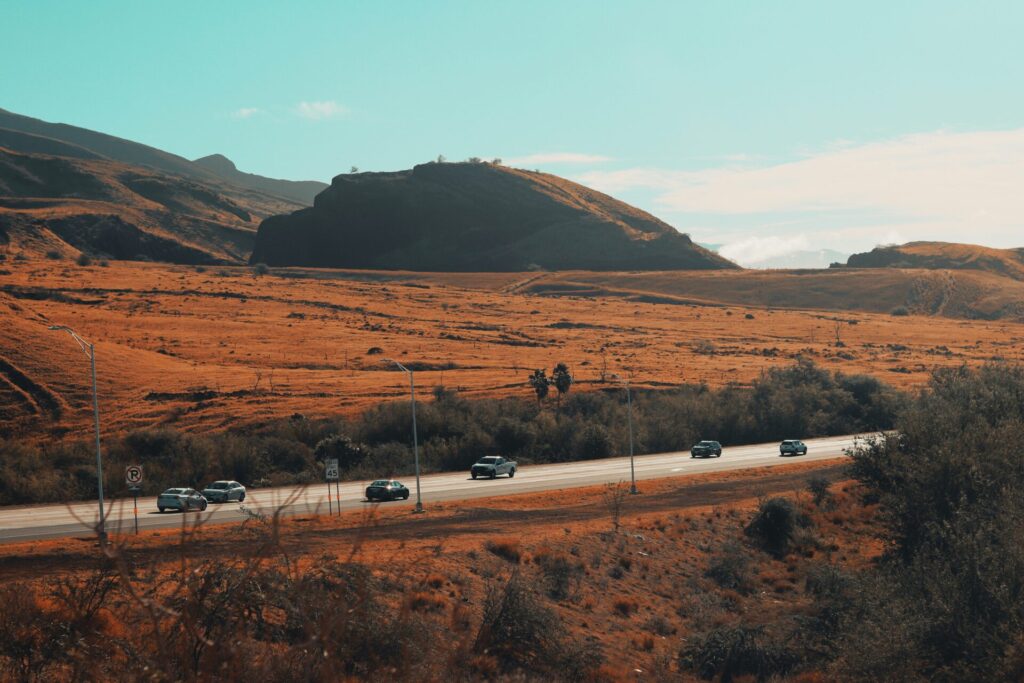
[[2, 259, 1023, 441]]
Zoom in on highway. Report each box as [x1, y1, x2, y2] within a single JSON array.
[[0, 433, 871, 543]]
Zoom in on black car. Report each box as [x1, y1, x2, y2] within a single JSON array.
[[780, 440, 808, 456], [690, 440, 722, 458], [365, 479, 410, 502]]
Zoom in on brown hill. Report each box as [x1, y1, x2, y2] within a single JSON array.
[[0, 146, 301, 263], [840, 241, 1024, 281], [506, 268, 1024, 321], [250, 162, 736, 271], [0, 108, 327, 205]]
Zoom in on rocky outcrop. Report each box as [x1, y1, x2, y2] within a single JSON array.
[[250, 162, 737, 272]]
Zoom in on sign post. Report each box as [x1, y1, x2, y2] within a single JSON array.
[[325, 459, 339, 515], [125, 465, 143, 534]]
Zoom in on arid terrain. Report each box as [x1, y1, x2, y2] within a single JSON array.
[[0, 460, 871, 679], [2, 258, 1023, 440]]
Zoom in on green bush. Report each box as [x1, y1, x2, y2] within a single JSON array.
[[745, 497, 806, 558]]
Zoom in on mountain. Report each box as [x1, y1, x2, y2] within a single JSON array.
[[192, 154, 325, 205], [0, 146, 299, 263], [0, 108, 326, 205], [250, 162, 737, 271], [839, 241, 1024, 281]]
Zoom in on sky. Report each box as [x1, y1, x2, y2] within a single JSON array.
[[3, 0, 1024, 265]]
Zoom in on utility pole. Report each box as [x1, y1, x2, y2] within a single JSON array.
[[50, 326, 107, 538], [385, 359, 424, 512], [612, 373, 639, 495]]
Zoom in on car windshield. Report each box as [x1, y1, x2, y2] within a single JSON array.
[[478, 457, 500, 464], [699, 441, 715, 446], [162, 488, 185, 495], [783, 441, 795, 445], [207, 482, 230, 489], [371, 480, 388, 486]]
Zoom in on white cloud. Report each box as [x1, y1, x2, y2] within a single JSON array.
[[579, 128, 1024, 249], [719, 234, 811, 267], [506, 152, 612, 166], [295, 100, 348, 120], [231, 107, 262, 119]]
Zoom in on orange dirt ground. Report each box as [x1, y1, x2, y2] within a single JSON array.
[[0, 459, 878, 678], [2, 260, 1022, 440]]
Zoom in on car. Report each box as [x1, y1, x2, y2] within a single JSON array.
[[365, 479, 410, 501], [201, 480, 246, 503], [690, 440, 723, 458], [471, 456, 517, 479], [157, 488, 207, 512], [780, 439, 808, 456]]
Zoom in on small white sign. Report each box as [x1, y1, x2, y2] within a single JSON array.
[[125, 464, 143, 486], [325, 459, 339, 481]]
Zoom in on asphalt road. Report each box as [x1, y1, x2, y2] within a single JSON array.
[[0, 433, 871, 543]]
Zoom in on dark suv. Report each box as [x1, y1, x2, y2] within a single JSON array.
[[779, 440, 808, 456], [690, 440, 722, 458]]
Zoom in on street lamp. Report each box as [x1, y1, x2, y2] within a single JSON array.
[[611, 373, 639, 495], [385, 358, 424, 513], [50, 325, 107, 536]]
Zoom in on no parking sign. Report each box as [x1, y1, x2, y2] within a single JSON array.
[[125, 464, 143, 487]]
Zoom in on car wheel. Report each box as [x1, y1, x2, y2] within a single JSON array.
[[158, 506, 166, 513], [508, 469, 515, 478], [238, 492, 245, 502], [403, 492, 410, 500], [200, 501, 208, 511], [471, 472, 477, 480], [490, 472, 497, 479]]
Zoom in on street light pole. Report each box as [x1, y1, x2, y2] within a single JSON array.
[[50, 326, 107, 537], [612, 373, 639, 495], [385, 359, 424, 512]]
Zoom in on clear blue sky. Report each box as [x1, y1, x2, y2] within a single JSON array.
[[4, 1, 1024, 263]]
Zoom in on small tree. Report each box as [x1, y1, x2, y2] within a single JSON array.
[[551, 363, 573, 408], [314, 434, 364, 472], [529, 369, 550, 405], [349, 165, 359, 173], [436, 154, 446, 163], [491, 157, 502, 165]]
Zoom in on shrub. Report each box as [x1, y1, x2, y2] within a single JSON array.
[[484, 540, 521, 564], [45, 249, 62, 260], [75, 253, 92, 266], [890, 306, 909, 316], [536, 553, 582, 600], [807, 476, 833, 508], [680, 625, 799, 681], [705, 541, 753, 592], [252, 262, 270, 276], [745, 497, 806, 558]]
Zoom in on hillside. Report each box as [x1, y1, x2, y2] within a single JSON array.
[[507, 268, 1024, 321], [250, 161, 736, 271], [0, 108, 326, 205], [3, 260, 1021, 440], [0, 146, 298, 262], [840, 241, 1024, 280]]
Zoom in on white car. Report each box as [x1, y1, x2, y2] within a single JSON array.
[[201, 480, 246, 503], [157, 488, 208, 512]]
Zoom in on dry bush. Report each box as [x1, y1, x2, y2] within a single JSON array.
[[484, 539, 521, 563]]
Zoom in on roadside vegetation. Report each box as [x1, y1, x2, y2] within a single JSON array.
[[0, 363, 1022, 679], [0, 360, 901, 505]]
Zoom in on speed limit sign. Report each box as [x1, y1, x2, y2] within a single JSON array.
[[125, 465, 143, 486]]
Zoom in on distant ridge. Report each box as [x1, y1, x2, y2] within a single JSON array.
[[0, 108, 326, 205], [251, 161, 737, 272], [838, 241, 1024, 281]]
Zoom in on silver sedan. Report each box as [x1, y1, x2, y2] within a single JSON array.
[[201, 480, 246, 503], [157, 488, 208, 512]]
